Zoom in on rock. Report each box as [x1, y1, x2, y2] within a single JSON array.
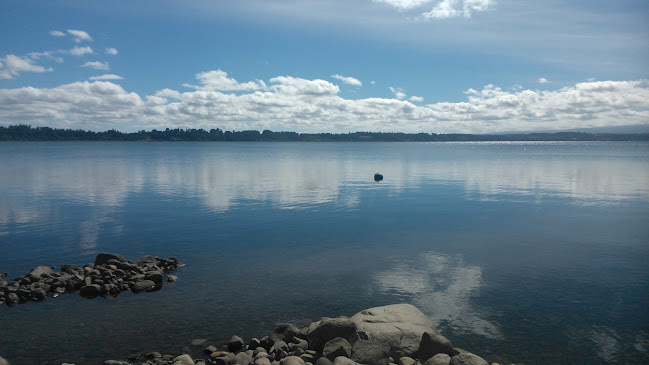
[[94, 253, 127, 266], [145, 351, 162, 358], [27, 266, 55, 280], [233, 352, 252, 364], [280, 356, 305, 365], [172, 354, 196, 365], [271, 340, 289, 353], [228, 335, 245, 352], [351, 304, 439, 359], [255, 358, 272, 365], [272, 323, 302, 343], [103, 361, 130, 365], [145, 271, 163, 284], [332, 356, 356, 365], [307, 317, 357, 352], [204, 345, 218, 355], [211, 351, 230, 358], [291, 338, 309, 351], [449, 353, 488, 365], [425, 354, 451, 365], [131, 280, 156, 293], [0, 355, 9, 365], [314, 358, 333, 365], [79, 284, 100, 298], [191, 338, 207, 346], [322, 337, 352, 361], [249, 337, 261, 350], [416, 332, 453, 359], [6, 293, 19, 306], [350, 337, 391, 365], [398, 357, 418, 365]]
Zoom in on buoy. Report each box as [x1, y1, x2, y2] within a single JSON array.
[[374, 173, 383, 181]]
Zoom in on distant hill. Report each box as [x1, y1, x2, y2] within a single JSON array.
[[1, 124, 648, 142]]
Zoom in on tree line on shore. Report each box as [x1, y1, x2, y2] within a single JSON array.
[[1, 124, 647, 142]]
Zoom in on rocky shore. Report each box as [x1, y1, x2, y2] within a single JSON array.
[[55, 304, 503, 365], [0, 253, 181, 306]]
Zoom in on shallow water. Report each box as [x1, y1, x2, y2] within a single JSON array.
[[1, 141, 648, 364]]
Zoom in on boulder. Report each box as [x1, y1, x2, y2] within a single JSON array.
[[79, 284, 100, 298], [307, 317, 357, 352], [425, 354, 451, 365], [145, 271, 163, 285], [351, 304, 439, 359], [322, 337, 352, 361], [314, 358, 333, 365], [228, 335, 245, 352], [94, 253, 127, 266], [272, 323, 302, 343], [0, 355, 9, 365], [416, 332, 453, 359], [131, 280, 156, 293], [172, 354, 196, 365], [27, 266, 55, 281], [398, 357, 418, 365], [351, 337, 391, 365], [449, 353, 488, 365], [332, 357, 356, 365], [280, 356, 305, 365], [255, 358, 272, 365]]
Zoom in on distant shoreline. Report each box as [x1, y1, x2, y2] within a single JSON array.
[[1, 125, 648, 142]]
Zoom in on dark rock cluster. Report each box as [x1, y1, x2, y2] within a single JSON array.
[[0, 252, 181, 306], [94, 304, 505, 365]]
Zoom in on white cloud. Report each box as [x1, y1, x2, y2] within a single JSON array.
[[82, 61, 109, 70], [67, 29, 92, 43], [0, 70, 647, 134], [89, 74, 124, 81], [538, 77, 548, 84], [331, 74, 363, 86], [70, 46, 94, 56], [0, 54, 53, 79], [410, 95, 424, 102], [50, 30, 65, 37], [373, 0, 434, 11], [423, 0, 495, 19], [105, 48, 119, 55], [183, 70, 266, 91], [390, 86, 407, 100]]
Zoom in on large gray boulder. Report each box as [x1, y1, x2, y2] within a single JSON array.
[[449, 353, 488, 365], [350, 304, 441, 360], [307, 317, 357, 352], [27, 266, 55, 280]]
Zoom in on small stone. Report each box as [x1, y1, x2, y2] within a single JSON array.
[[172, 354, 195, 365], [249, 337, 261, 349], [204, 345, 217, 355], [398, 357, 417, 365], [211, 351, 230, 358], [425, 353, 451, 365], [271, 341, 289, 353], [103, 361, 130, 365], [280, 356, 305, 365], [167, 275, 178, 282], [145, 352, 162, 358]]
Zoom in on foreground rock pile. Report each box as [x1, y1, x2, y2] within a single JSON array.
[[0, 252, 181, 306], [98, 304, 505, 365]]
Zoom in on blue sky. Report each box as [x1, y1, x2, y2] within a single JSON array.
[[0, 0, 647, 133]]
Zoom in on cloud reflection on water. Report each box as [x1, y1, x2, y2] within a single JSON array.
[[373, 252, 503, 339]]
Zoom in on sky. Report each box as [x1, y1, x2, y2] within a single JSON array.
[[0, 0, 648, 133]]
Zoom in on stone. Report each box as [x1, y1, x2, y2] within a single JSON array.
[[233, 352, 252, 364], [271, 340, 289, 353], [280, 356, 306, 365], [204, 345, 218, 355], [27, 266, 55, 281], [103, 361, 130, 365], [416, 332, 453, 359], [249, 337, 261, 350], [0, 355, 9, 365], [398, 357, 418, 365], [172, 354, 196, 365], [94, 253, 127, 266], [228, 335, 245, 352], [332, 356, 356, 365], [351, 304, 439, 359], [6, 292, 19, 305], [255, 358, 272, 365], [131, 280, 156, 293], [272, 323, 302, 343], [449, 353, 488, 365], [307, 317, 357, 352], [191, 339, 207, 346], [291, 338, 309, 351], [425, 354, 451, 365], [322, 337, 352, 361], [314, 358, 333, 365], [351, 337, 392, 365], [79, 284, 100, 298], [145, 271, 163, 284]]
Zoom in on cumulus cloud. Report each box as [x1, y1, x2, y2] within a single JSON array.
[[0, 69, 647, 134], [183, 70, 266, 91], [50, 30, 65, 37], [423, 0, 495, 19], [82, 61, 109, 70], [331, 74, 363, 86], [105, 48, 118, 55], [0, 54, 53, 79], [373, 0, 434, 11], [390, 86, 407, 100], [89, 74, 123, 81], [538, 77, 548, 84], [70, 46, 93, 56], [67, 29, 93, 43], [410, 95, 424, 102]]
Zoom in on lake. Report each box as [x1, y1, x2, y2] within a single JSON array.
[[1, 141, 648, 364]]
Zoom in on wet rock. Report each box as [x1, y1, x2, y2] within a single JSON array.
[[449, 353, 488, 365], [425, 354, 451, 365], [322, 337, 352, 361], [228, 335, 245, 352], [167, 275, 178, 282], [131, 280, 156, 293], [307, 317, 357, 352], [79, 284, 100, 298], [351, 304, 439, 359], [145, 271, 163, 285]]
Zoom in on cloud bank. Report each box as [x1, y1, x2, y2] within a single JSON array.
[[0, 69, 647, 133]]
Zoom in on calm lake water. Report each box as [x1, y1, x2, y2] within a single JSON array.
[[1, 141, 648, 364]]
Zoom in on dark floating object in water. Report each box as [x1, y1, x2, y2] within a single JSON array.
[[374, 173, 383, 181]]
